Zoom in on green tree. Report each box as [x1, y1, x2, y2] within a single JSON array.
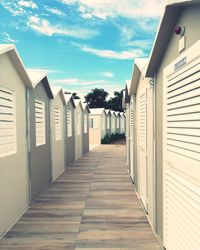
[[105, 90, 124, 111], [85, 88, 109, 108]]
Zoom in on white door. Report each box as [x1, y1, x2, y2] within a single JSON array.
[[138, 89, 148, 210], [130, 95, 135, 180], [163, 41, 200, 250]]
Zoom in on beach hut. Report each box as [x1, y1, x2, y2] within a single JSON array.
[[110, 111, 117, 134], [0, 45, 32, 237], [74, 99, 84, 160], [89, 108, 106, 148], [105, 109, 111, 135], [130, 58, 154, 225], [82, 103, 90, 154], [64, 93, 76, 166], [50, 87, 66, 181], [146, 1, 200, 248], [27, 69, 53, 202]]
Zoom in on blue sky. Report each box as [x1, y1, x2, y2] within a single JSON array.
[[0, 0, 165, 99]]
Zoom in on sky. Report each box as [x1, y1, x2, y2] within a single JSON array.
[[0, 0, 165, 100]]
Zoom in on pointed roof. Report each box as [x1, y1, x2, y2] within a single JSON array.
[[124, 79, 131, 104], [110, 110, 117, 116], [105, 109, 111, 115], [130, 58, 149, 95], [146, 0, 199, 76], [74, 99, 84, 111], [82, 103, 90, 113], [51, 86, 66, 104], [0, 44, 32, 87], [64, 93, 76, 108], [27, 69, 53, 98]]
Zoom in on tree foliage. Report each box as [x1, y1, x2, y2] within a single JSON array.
[[85, 88, 109, 108], [105, 91, 124, 112], [85, 88, 124, 112]]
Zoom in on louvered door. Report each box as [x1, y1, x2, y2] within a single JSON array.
[[163, 41, 200, 250], [130, 95, 135, 179], [138, 90, 148, 210]]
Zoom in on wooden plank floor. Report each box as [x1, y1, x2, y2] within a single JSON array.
[[0, 144, 161, 250]]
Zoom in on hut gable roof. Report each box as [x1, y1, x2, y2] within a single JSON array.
[[51, 86, 66, 104], [82, 103, 90, 113], [110, 111, 117, 116], [105, 109, 111, 115], [0, 44, 32, 87], [27, 69, 53, 99], [130, 58, 149, 95], [146, 0, 199, 77], [74, 99, 84, 111]]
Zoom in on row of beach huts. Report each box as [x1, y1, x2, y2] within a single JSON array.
[[124, 1, 200, 250], [0, 44, 125, 237], [89, 108, 126, 148]]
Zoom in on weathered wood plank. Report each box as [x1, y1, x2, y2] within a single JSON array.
[[0, 144, 160, 250]]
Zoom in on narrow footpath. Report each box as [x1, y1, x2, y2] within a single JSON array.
[[0, 144, 160, 250]]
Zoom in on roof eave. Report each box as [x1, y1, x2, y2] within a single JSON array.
[[7, 47, 32, 88], [42, 77, 54, 99], [146, 1, 199, 77]]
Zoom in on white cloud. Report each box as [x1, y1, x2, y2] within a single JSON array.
[[29, 16, 40, 24], [0, 32, 18, 43], [28, 16, 98, 39], [45, 6, 65, 16], [27, 68, 58, 75], [60, 0, 165, 19], [52, 79, 124, 100], [74, 43, 145, 60], [53, 78, 108, 85], [18, 0, 37, 9], [0, 1, 24, 16], [101, 72, 114, 78]]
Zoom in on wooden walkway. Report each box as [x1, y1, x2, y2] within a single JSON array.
[[0, 144, 160, 250]]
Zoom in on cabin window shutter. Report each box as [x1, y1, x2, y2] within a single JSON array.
[[35, 100, 46, 146], [163, 49, 200, 249], [0, 87, 17, 158], [76, 113, 81, 135], [165, 63, 200, 161], [67, 110, 72, 137], [84, 114, 87, 133], [130, 107, 134, 137], [55, 107, 61, 140]]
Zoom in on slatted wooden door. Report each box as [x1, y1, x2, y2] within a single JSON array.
[[163, 40, 200, 250], [129, 95, 135, 180], [138, 89, 148, 210]]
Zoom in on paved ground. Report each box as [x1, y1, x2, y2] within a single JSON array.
[[0, 144, 161, 250]]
